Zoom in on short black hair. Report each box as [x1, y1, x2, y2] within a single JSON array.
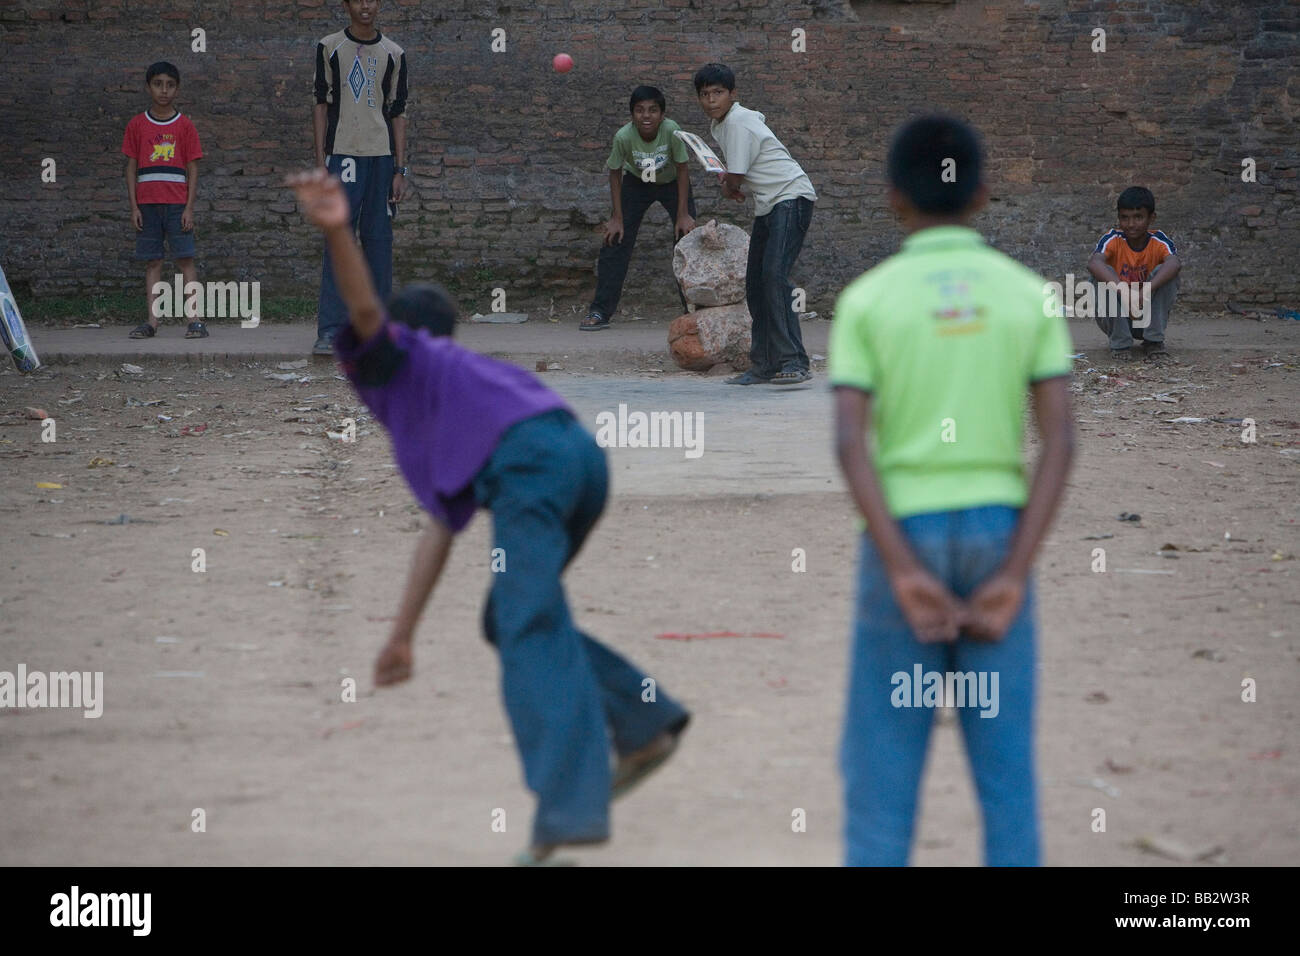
[[386, 283, 458, 338], [1117, 186, 1155, 214], [693, 63, 735, 93], [887, 114, 983, 215], [629, 85, 666, 114], [145, 61, 181, 86]]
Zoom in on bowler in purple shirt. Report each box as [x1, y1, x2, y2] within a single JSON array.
[[288, 169, 690, 865]]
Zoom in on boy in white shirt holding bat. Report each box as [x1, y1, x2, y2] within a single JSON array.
[[694, 63, 818, 387]]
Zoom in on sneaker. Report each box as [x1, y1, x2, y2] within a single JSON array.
[[1109, 349, 1133, 362], [724, 369, 772, 385], [770, 368, 813, 386], [312, 334, 335, 356]]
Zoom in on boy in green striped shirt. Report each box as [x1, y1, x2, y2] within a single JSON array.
[[830, 116, 1075, 866]]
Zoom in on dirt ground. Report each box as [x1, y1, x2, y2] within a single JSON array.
[[1, 321, 1297, 866]]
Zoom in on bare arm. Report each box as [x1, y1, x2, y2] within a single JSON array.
[[126, 158, 141, 230], [675, 163, 695, 239], [324, 223, 384, 341], [995, 376, 1074, 579], [965, 375, 1074, 639], [392, 520, 453, 641], [834, 386, 966, 642], [375, 519, 454, 686], [390, 115, 408, 201], [603, 168, 624, 245], [288, 169, 384, 341], [1087, 251, 1121, 283], [313, 103, 329, 168], [1149, 253, 1180, 291], [721, 171, 746, 201], [609, 168, 623, 220], [181, 160, 199, 231], [834, 387, 922, 577]]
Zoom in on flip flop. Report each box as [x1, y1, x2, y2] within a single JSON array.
[[513, 848, 578, 867], [612, 718, 689, 801], [129, 323, 156, 339], [185, 321, 210, 339]]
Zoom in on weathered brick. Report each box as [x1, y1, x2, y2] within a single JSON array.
[[0, 0, 1294, 315]]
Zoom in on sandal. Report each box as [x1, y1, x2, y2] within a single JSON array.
[[580, 311, 610, 331], [724, 369, 771, 386], [612, 716, 689, 801], [513, 848, 578, 867], [770, 368, 813, 386], [185, 321, 210, 339], [1142, 341, 1169, 363], [129, 323, 156, 339]]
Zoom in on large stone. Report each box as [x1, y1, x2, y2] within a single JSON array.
[[668, 303, 752, 371], [673, 219, 750, 307]]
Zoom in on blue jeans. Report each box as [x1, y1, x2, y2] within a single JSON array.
[[840, 505, 1039, 866], [317, 153, 394, 339], [746, 196, 813, 376], [471, 410, 691, 847]]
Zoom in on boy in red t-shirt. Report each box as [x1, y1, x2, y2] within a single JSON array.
[[1087, 186, 1181, 362], [121, 62, 207, 339]]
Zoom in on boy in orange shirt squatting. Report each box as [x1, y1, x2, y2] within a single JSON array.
[[1087, 186, 1181, 363]]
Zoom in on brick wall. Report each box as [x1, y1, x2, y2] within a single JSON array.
[[1, 0, 1296, 316]]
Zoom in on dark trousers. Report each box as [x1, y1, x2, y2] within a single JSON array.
[[747, 197, 814, 377], [318, 153, 394, 338], [589, 173, 697, 318], [471, 409, 691, 847]]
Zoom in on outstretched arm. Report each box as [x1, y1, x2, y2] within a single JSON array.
[[374, 518, 454, 686], [287, 168, 382, 342]]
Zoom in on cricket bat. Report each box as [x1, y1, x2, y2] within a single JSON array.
[[0, 263, 40, 373], [674, 129, 727, 174]]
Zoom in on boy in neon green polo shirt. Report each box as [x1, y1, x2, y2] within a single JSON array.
[[830, 116, 1075, 866]]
